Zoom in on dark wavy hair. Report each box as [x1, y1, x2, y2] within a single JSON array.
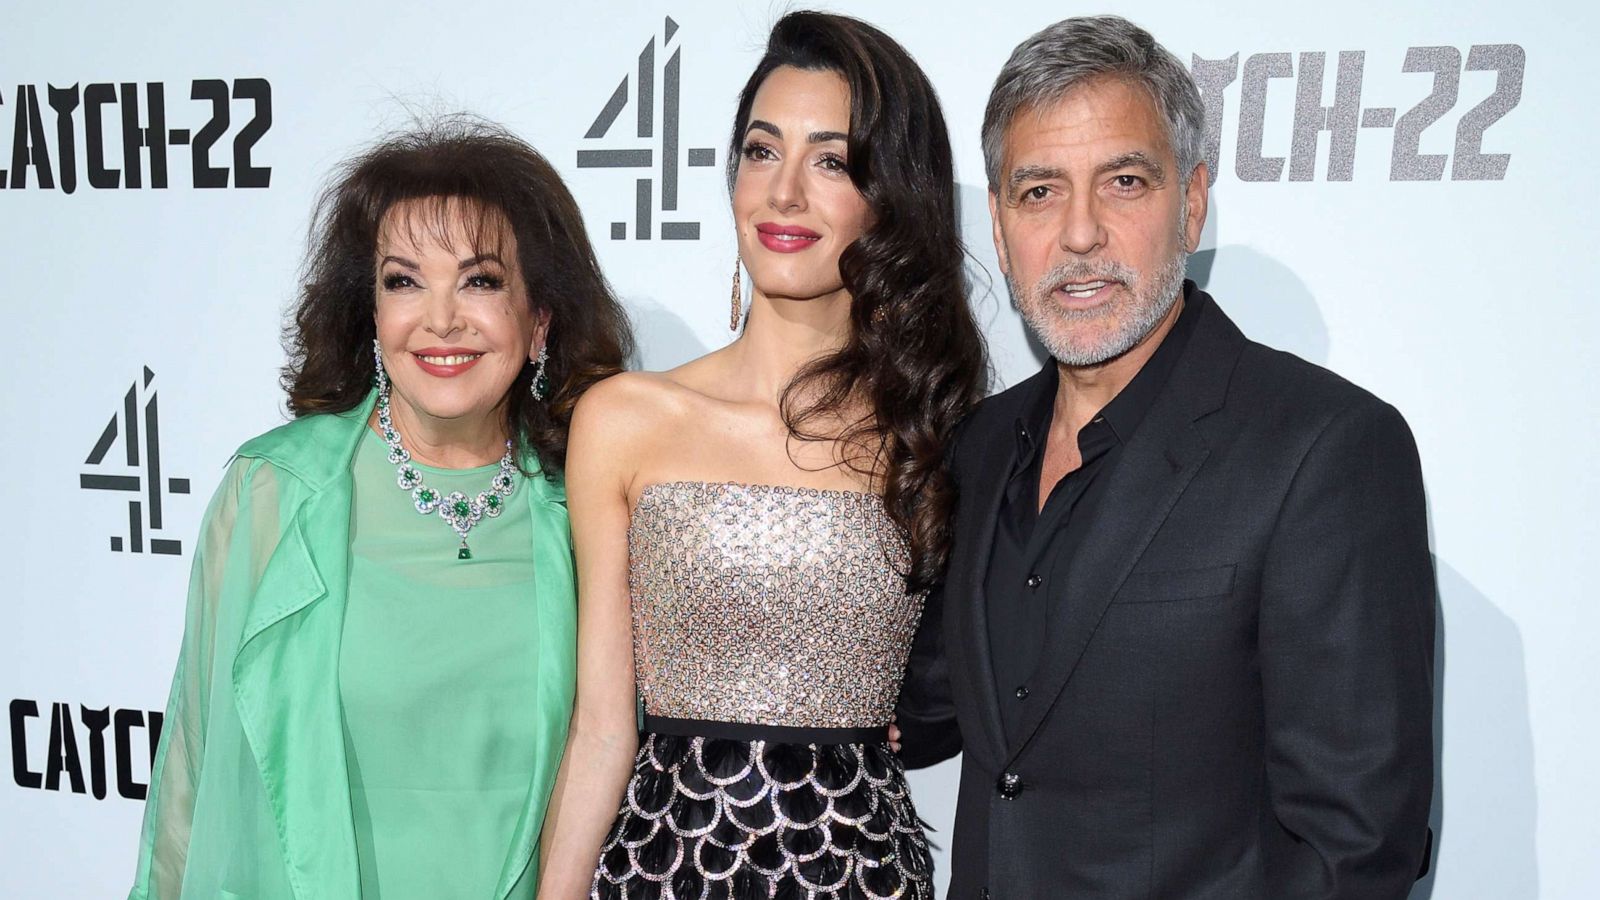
[[729, 12, 989, 591], [282, 117, 633, 477]]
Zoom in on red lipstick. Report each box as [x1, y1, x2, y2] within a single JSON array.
[[411, 346, 485, 378], [755, 222, 822, 253]]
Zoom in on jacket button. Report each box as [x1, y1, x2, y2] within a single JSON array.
[[1026, 573, 1042, 589], [1014, 685, 1029, 700], [997, 772, 1024, 799]]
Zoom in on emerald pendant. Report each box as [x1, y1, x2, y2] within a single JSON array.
[[458, 542, 472, 560]]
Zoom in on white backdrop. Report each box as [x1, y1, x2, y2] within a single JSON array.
[[3, 1, 1596, 897]]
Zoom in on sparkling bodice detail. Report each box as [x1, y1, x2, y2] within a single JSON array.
[[628, 481, 923, 730]]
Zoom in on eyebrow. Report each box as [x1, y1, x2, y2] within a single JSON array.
[[1006, 164, 1064, 194], [1098, 151, 1167, 183], [379, 253, 505, 270], [456, 253, 505, 270], [744, 119, 848, 144]]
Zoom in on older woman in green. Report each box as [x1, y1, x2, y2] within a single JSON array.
[[128, 121, 632, 899]]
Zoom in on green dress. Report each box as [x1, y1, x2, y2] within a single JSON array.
[[341, 429, 539, 899], [130, 394, 574, 900]]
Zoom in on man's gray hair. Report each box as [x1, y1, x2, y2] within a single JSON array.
[[982, 15, 1204, 192]]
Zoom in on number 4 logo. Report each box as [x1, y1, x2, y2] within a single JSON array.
[[80, 367, 190, 554], [577, 16, 718, 240]]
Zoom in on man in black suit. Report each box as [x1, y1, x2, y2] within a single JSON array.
[[896, 16, 1435, 898]]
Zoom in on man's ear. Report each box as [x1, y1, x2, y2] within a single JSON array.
[[1183, 163, 1209, 253], [988, 189, 1011, 278]]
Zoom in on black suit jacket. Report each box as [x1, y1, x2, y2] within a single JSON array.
[[897, 293, 1435, 899]]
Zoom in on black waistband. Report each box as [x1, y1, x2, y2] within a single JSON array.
[[642, 714, 888, 745]]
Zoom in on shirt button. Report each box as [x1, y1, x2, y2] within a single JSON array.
[[997, 772, 1024, 799], [1026, 573, 1042, 589], [1014, 685, 1030, 700]]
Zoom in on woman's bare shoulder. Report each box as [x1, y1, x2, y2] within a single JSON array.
[[574, 369, 700, 427]]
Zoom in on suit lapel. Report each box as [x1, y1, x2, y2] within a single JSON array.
[[946, 365, 1059, 763], [952, 432, 1016, 763], [1003, 293, 1244, 763], [1004, 417, 1209, 761]]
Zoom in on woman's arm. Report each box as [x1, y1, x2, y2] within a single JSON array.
[[535, 376, 650, 897]]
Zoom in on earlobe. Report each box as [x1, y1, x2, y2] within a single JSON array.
[[528, 309, 553, 363]]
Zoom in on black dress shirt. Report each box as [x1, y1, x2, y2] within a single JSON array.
[[983, 286, 1204, 741]]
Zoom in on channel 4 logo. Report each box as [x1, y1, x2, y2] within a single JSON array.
[[577, 16, 718, 240], [80, 367, 190, 554]]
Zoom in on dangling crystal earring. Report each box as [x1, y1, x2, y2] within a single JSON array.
[[372, 338, 386, 388], [730, 256, 743, 332], [530, 345, 550, 401]]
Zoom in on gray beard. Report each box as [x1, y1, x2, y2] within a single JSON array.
[[1008, 246, 1189, 367]]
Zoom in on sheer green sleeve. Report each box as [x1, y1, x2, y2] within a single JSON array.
[[129, 457, 277, 900]]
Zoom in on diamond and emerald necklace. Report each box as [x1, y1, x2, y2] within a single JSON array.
[[374, 346, 516, 560]]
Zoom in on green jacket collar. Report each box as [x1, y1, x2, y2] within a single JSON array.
[[236, 390, 567, 506]]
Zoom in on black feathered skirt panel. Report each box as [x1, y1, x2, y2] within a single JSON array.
[[590, 730, 933, 899]]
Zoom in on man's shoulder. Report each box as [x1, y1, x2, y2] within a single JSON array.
[[1179, 289, 1387, 420], [1230, 337, 1399, 429], [949, 365, 1051, 460], [974, 367, 1048, 418]]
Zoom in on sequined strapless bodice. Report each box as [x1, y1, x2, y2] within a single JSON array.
[[628, 481, 923, 730]]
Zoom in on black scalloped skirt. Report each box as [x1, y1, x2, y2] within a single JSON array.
[[590, 731, 934, 899]]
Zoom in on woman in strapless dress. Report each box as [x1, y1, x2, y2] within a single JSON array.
[[537, 12, 988, 899]]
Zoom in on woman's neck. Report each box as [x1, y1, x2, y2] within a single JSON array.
[[729, 287, 853, 404], [374, 395, 508, 469]]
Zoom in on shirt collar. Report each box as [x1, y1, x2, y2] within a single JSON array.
[[1012, 365, 1056, 469]]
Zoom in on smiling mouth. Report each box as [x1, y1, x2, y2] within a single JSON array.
[[416, 353, 483, 365], [754, 223, 823, 253]]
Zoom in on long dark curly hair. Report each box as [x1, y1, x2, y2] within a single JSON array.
[[282, 117, 633, 477], [729, 12, 989, 591]]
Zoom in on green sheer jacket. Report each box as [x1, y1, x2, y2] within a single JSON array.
[[128, 393, 577, 899]]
